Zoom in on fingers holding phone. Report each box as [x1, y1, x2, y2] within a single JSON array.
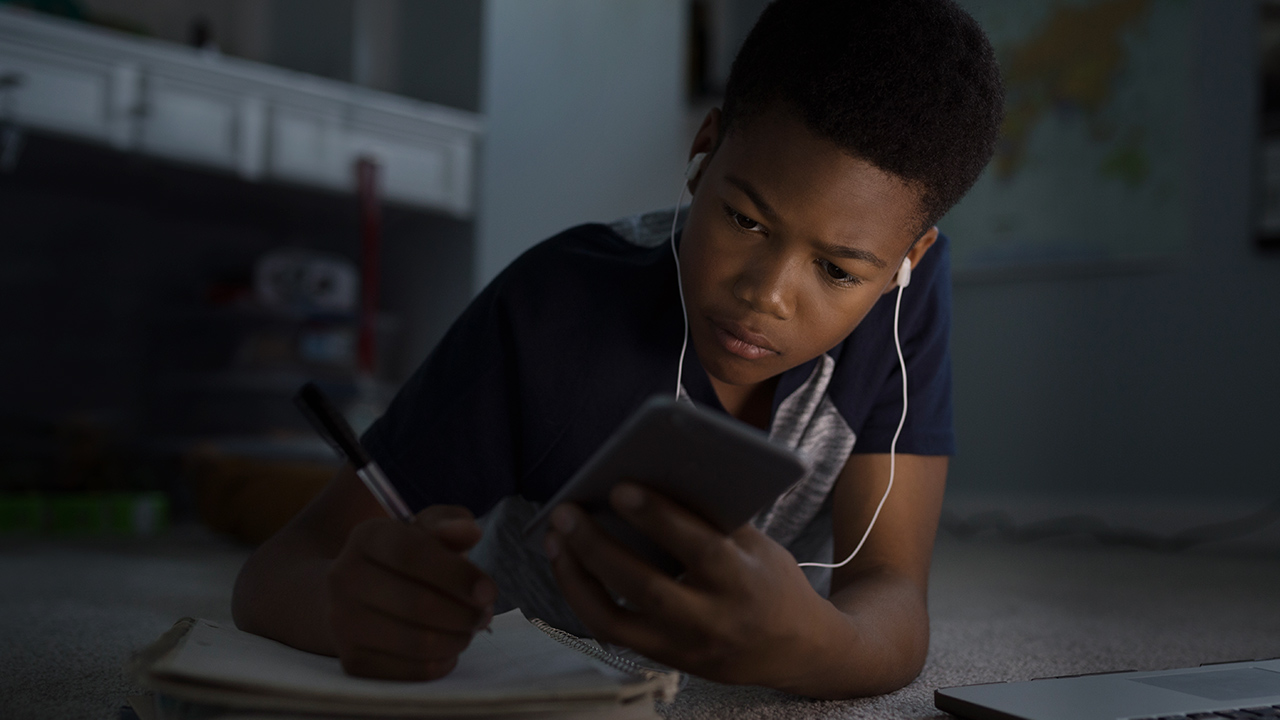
[[326, 505, 497, 681], [546, 484, 830, 686]]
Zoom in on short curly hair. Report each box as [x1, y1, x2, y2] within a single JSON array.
[[721, 0, 1004, 233]]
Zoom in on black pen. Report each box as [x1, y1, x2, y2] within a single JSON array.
[[294, 383, 494, 633], [294, 382, 412, 521]]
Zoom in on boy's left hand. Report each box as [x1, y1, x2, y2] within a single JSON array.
[[543, 482, 836, 687]]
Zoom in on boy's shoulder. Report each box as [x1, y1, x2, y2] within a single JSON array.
[[491, 219, 676, 315], [503, 208, 685, 277]]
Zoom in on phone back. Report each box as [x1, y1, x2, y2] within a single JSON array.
[[524, 397, 810, 574]]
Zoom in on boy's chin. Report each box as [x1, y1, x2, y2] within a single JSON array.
[[700, 352, 785, 389]]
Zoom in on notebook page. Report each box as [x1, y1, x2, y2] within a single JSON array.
[[149, 609, 631, 706]]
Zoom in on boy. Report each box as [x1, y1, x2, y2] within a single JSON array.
[[233, 0, 1003, 700]]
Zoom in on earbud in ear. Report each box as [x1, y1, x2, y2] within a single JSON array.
[[897, 257, 912, 289], [685, 152, 707, 182]]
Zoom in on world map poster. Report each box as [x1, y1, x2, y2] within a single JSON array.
[[942, 0, 1192, 274]]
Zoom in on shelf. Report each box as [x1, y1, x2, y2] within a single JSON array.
[[0, 7, 483, 217]]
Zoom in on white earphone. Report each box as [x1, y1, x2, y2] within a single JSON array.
[[669, 152, 706, 399], [685, 152, 706, 182], [799, 257, 909, 570], [668, 152, 910, 572], [896, 255, 912, 289]]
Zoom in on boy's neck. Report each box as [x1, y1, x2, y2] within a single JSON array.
[[707, 375, 779, 431]]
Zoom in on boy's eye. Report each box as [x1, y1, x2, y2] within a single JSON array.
[[724, 205, 764, 233], [817, 258, 861, 286], [733, 212, 760, 231]]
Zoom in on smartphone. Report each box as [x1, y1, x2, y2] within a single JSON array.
[[523, 396, 810, 575]]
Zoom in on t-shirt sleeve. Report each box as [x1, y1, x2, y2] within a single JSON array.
[[850, 234, 955, 456], [358, 225, 675, 516], [359, 269, 521, 517]]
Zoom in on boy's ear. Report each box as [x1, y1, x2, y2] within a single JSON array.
[[687, 108, 722, 193], [884, 226, 939, 294]]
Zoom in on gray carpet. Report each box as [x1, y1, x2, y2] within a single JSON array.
[[665, 537, 1280, 719], [2, 527, 1277, 719]]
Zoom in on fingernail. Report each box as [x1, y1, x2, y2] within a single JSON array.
[[544, 533, 560, 560], [550, 506, 576, 534], [613, 483, 644, 511], [473, 579, 496, 606]]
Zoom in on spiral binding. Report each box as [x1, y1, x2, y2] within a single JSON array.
[[528, 618, 682, 703]]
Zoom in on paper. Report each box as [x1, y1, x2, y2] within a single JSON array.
[[149, 609, 632, 707]]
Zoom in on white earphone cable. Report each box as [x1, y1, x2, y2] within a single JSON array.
[[670, 183, 691, 400], [798, 281, 908, 569], [668, 156, 909, 571]]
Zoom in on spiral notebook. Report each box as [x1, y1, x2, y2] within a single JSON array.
[[129, 609, 680, 719]]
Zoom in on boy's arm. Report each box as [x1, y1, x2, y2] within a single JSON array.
[[544, 451, 947, 699], [825, 452, 948, 693], [232, 464, 377, 653], [232, 464, 497, 679]]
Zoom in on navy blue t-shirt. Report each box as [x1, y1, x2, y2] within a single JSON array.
[[362, 221, 954, 519]]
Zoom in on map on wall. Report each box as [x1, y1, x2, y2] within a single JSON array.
[[941, 0, 1192, 273]]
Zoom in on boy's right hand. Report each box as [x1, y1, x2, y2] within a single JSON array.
[[325, 505, 496, 681]]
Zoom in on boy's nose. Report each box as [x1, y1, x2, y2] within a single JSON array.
[[732, 253, 796, 320]]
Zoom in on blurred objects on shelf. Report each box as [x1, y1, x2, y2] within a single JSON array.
[[0, 7, 474, 536], [145, 234, 398, 441], [296, 323, 357, 367], [0, 415, 171, 536], [0, 490, 168, 535], [142, 230, 395, 543], [185, 443, 335, 546], [254, 248, 359, 316], [0, 415, 165, 493], [0, 490, 168, 536]]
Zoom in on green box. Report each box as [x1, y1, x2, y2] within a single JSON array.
[[2, 492, 170, 536], [0, 493, 44, 532], [104, 492, 169, 537], [47, 493, 106, 534]]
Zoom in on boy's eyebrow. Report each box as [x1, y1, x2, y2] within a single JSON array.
[[724, 174, 889, 270], [725, 175, 780, 223], [814, 240, 888, 269]]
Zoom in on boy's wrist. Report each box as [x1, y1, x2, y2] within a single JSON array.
[[764, 593, 865, 696], [761, 575, 929, 699]]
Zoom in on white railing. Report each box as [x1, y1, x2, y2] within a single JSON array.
[[0, 6, 482, 217]]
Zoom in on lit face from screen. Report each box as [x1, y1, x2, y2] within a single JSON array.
[[678, 106, 936, 390]]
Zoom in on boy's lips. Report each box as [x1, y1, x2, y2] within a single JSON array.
[[708, 318, 780, 360]]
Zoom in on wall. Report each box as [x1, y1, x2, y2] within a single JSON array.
[[396, 0, 483, 112], [465, 0, 1279, 501], [947, 1, 1280, 501], [77, 0, 272, 58], [473, 0, 689, 289], [268, 0, 354, 82], [10, 1, 1273, 502]]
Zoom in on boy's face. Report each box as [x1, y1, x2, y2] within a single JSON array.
[[680, 107, 938, 390]]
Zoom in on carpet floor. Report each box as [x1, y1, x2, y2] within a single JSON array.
[[1, 528, 1276, 719]]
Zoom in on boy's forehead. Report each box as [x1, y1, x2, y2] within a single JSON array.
[[714, 109, 927, 254]]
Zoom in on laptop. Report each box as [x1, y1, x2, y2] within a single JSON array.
[[936, 657, 1280, 720]]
